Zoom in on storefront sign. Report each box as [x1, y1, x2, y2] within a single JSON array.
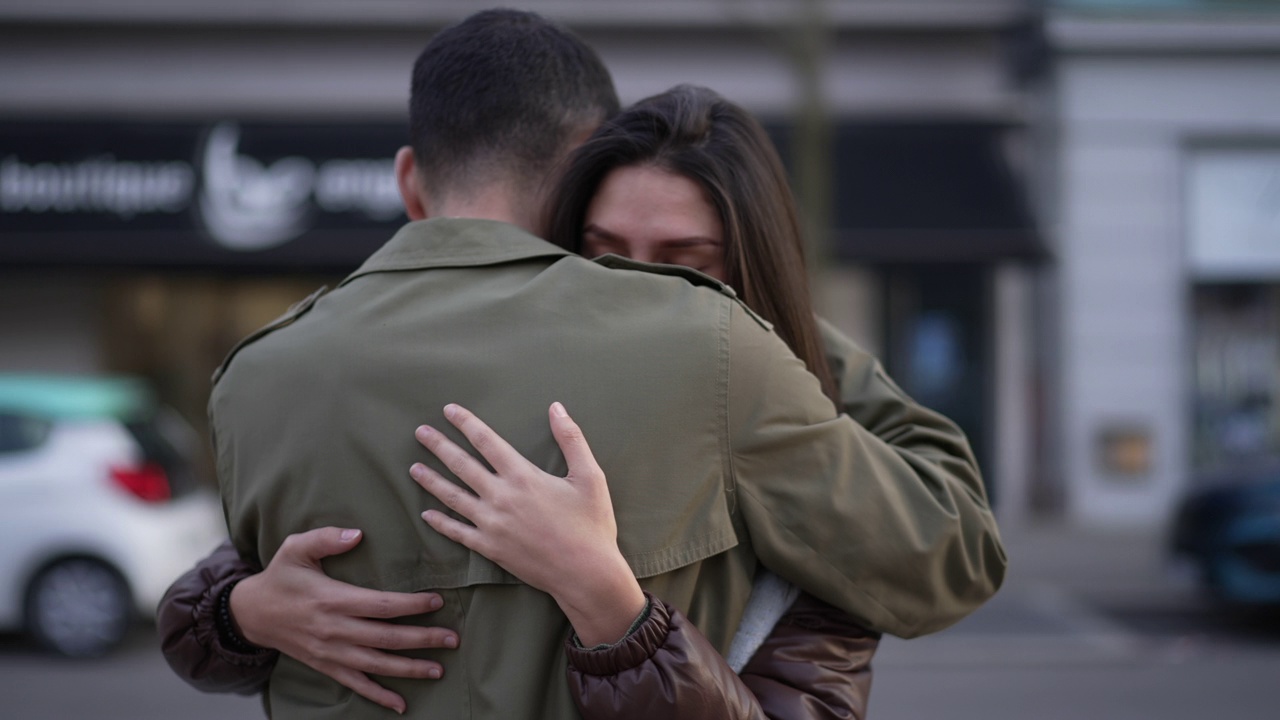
[[0, 121, 407, 269], [2, 119, 1047, 269], [1187, 147, 1280, 280], [1096, 423, 1153, 480]]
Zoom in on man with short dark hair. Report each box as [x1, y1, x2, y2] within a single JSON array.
[[404, 9, 618, 225], [168, 9, 1002, 719]]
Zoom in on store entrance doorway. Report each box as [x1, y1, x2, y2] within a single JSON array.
[[881, 265, 994, 504]]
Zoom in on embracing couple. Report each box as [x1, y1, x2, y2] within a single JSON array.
[[159, 8, 1005, 720]]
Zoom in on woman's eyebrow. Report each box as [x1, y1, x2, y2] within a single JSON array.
[[656, 237, 721, 248], [584, 224, 721, 248], [586, 225, 718, 244]]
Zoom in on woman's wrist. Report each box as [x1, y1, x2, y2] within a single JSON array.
[[570, 595, 652, 651], [554, 551, 647, 647], [217, 578, 271, 655]]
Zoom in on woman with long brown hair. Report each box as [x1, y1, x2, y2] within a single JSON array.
[[543, 84, 838, 407]]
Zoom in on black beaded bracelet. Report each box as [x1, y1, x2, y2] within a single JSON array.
[[216, 578, 271, 656]]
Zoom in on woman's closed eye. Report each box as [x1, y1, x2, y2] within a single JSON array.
[[583, 229, 721, 267], [654, 242, 721, 272]]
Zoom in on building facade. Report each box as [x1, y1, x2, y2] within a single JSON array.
[[1047, 0, 1280, 527]]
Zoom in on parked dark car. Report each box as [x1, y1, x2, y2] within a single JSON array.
[[1171, 463, 1280, 607]]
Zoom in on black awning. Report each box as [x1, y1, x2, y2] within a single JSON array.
[[769, 121, 1049, 265]]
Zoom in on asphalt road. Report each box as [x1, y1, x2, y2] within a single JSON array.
[[1, 626, 260, 720], [869, 583, 1280, 720]]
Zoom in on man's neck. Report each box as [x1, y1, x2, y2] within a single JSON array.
[[429, 182, 540, 235]]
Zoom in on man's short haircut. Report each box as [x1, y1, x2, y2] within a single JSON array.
[[409, 9, 620, 197]]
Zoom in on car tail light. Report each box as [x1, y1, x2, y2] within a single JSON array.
[[109, 462, 172, 503]]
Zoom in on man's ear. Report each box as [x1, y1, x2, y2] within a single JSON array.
[[395, 146, 429, 220]]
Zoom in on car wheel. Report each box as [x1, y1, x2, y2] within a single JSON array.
[[25, 558, 133, 657]]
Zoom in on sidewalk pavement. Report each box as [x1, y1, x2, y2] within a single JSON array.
[[874, 520, 1202, 667]]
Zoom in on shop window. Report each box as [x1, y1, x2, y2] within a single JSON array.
[[1192, 284, 1280, 471]]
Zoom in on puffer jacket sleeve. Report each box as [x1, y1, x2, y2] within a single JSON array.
[[566, 592, 877, 720], [156, 540, 278, 695]]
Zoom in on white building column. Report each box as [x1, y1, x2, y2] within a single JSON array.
[[993, 262, 1035, 528]]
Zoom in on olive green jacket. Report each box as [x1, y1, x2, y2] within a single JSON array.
[[211, 218, 1004, 719]]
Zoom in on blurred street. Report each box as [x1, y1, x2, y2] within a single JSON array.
[[3, 522, 1278, 720], [0, 624, 260, 720], [871, 523, 1280, 720]]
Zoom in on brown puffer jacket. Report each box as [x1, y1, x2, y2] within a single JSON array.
[[567, 592, 877, 720], [158, 541, 879, 719]]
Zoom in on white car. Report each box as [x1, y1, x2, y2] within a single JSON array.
[[0, 375, 228, 657]]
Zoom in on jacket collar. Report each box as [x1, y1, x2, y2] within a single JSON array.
[[341, 218, 572, 286]]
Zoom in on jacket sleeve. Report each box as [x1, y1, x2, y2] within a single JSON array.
[[156, 539, 278, 695], [726, 308, 1006, 638], [819, 317, 1005, 629], [566, 592, 876, 720]]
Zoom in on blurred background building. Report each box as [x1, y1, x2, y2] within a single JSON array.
[[3, 0, 1276, 535], [1044, 0, 1280, 528]]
